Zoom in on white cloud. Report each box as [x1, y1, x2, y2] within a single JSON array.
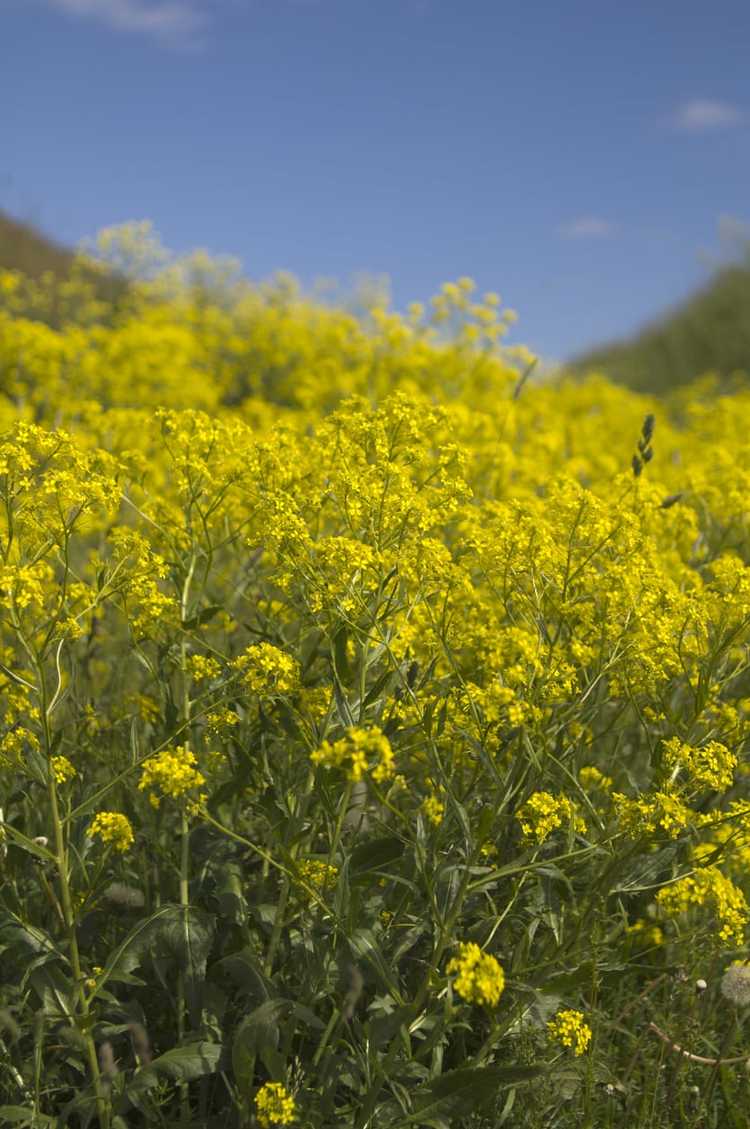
[[559, 217, 614, 240], [44, 0, 208, 41], [671, 98, 743, 132]]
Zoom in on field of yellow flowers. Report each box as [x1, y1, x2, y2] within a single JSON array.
[[2, 225, 750, 1128]]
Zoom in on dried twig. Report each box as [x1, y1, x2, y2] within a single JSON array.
[[648, 1022, 749, 1066]]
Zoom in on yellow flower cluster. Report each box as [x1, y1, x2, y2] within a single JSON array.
[[422, 790, 445, 826], [50, 755, 76, 785], [295, 858, 338, 895], [578, 765, 613, 792], [625, 920, 664, 949], [89, 811, 134, 853], [516, 791, 585, 844], [613, 790, 697, 839], [662, 736, 737, 792], [138, 746, 206, 810], [311, 726, 394, 783], [186, 654, 221, 682], [447, 941, 505, 1007], [656, 866, 749, 945], [547, 1009, 592, 1055], [233, 643, 300, 697], [254, 1081, 297, 1127]]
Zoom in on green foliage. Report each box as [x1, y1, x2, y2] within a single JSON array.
[[569, 262, 750, 394], [2, 225, 750, 1128]]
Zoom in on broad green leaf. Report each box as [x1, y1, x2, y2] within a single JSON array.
[[408, 1064, 544, 1124], [232, 998, 292, 1086], [349, 835, 405, 878], [101, 903, 214, 988], [210, 946, 275, 1003], [125, 1040, 223, 1101], [0, 1107, 55, 1127]]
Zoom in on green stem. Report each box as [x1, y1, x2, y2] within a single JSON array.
[[45, 726, 109, 1127]]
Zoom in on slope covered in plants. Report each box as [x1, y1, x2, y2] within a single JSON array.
[[1, 226, 750, 1128]]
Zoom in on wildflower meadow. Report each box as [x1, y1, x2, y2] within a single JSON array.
[[2, 224, 750, 1128]]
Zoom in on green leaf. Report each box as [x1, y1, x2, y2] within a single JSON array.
[[408, 1065, 544, 1124], [0, 823, 56, 863], [367, 1003, 419, 1049], [350, 928, 399, 993], [333, 674, 354, 729], [125, 1040, 223, 1101], [182, 603, 223, 629], [0, 1107, 55, 1127], [361, 667, 394, 711], [333, 626, 351, 683], [101, 903, 215, 988], [232, 999, 292, 1086], [213, 861, 248, 924], [349, 835, 405, 878], [210, 946, 275, 1004]]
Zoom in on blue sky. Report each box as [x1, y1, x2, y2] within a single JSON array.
[[2, 0, 749, 362]]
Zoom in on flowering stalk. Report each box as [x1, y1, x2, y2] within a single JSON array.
[[39, 661, 110, 1129]]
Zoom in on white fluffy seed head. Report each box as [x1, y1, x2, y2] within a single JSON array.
[[720, 963, 750, 1007]]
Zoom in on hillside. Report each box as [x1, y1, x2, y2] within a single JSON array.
[[568, 260, 750, 393], [0, 210, 83, 279], [0, 211, 126, 318], [3, 210, 750, 395]]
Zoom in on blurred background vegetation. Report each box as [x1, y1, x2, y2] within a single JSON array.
[[568, 254, 750, 394], [2, 208, 749, 396]]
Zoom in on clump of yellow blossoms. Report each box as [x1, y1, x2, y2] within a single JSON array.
[[446, 941, 505, 1007], [578, 765, 613, 792], [656, 866, 749, 945], [138, 746, 206, 809], [50, 755, 76, 785], [295, 858, 338, 895], [516, 791, 585, 844], [254, 1081, 297, 1127], [547, 1009, 592, 1055], [186, 653, 221, 682], [625, 919, 664, 949], [89, 811, 134, 853], [422, 789, 445, 826], [311, 726, 394, 783], [662, 737, 736, 792], [233, 643, 300, 697], [612, 790, 697, 839]]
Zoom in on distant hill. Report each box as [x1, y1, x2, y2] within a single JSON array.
[[567, 261, 750, 394], [0, 210, 82, 280], [0, 211, 126, 317]]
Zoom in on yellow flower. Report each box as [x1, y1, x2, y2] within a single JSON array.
[[233, 643, 300, 697], [50, 755, 76, 785], [89, 811, 134, 853], [662, 736, 736, 792], [578, 765, 613, 792], [656, 866, 748, 945], [422, 792, 445, 826], [446, 941, 505, 1007], [547, 1009, 592, 1055], [516, 791, 585, 844], [254, 1081, 296, 1127], [613, 790, 696, 839], [310, 726, 394, 784], [138, 746, 206, 809], [185, 653, 221, 682], [295, 858, 338, 897]]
